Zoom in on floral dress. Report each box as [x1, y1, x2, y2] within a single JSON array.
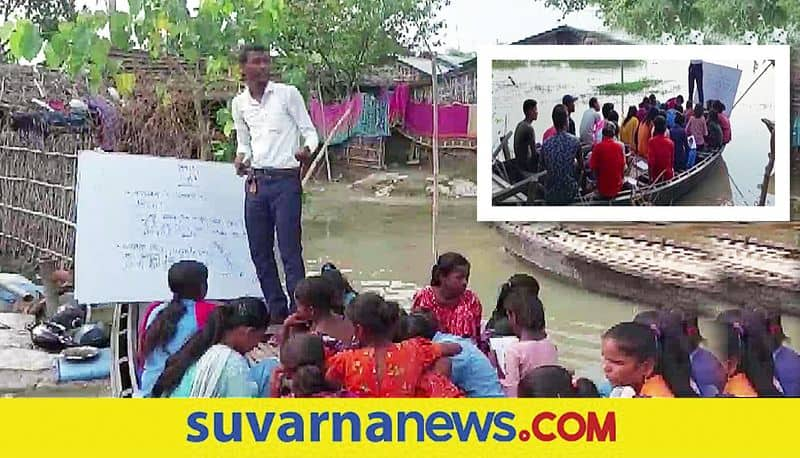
[[412, 286, 482, 343], [326, 337, 444, 397]]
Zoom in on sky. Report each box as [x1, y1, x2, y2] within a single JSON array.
[[72, 0, 609, 52]]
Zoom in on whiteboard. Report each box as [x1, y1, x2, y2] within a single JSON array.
[[75, 151, 261, 304], [695, 62, 742, 115]]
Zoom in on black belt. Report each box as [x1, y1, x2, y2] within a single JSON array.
[[251, 168, 300, 178]]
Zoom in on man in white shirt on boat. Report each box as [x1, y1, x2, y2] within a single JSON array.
[[579, 96, 602, 145], [231, 44, 319, 324]]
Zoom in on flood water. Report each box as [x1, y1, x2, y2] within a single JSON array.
[[304, 185, 651, 380], [492, 60, 777, 206]]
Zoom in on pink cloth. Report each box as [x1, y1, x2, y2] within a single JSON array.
[[309, 94, 363, 139], [499, 338, 559, 397], [405, 102, 470, 138], [542, 126, 557, 142], [718, 113, 731, 144], [685, 116, 708, 147], [389, 84, 410, 125]]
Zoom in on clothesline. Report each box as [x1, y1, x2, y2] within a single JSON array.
[[309, 85, 477, 143]]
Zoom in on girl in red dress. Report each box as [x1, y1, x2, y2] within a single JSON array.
[[411, 252, 483, 343], [325, 293, 461, 397]]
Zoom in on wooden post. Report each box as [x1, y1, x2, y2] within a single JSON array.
[[759, 118, 775, 206], [620, 61, 625, 111], [38, 256, 60, 318], [302, 103, 354, 187], [431, 53, 440, 260], [317, 79, 332, 182]]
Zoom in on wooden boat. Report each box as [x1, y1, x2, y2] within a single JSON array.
[[492, 131, 726, 206]]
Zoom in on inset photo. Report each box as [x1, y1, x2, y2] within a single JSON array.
[[477, 45, 791, 221]]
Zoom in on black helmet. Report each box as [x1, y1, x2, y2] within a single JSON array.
[[72, 323, 109, 348], [29, 322, 73, 352], [49, 303, 87, 330]]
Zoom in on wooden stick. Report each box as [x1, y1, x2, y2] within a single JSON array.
[[431, 52, 440, 260], [759, 118, 775, 206], [38, 256, 60, 318], [302, 102, 354, 187], [317, 79, 332, 182]]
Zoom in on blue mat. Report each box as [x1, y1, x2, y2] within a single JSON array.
[[57, 348, 112, 383]]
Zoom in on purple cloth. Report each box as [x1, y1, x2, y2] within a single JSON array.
[[87, 96, 119, 151], [774, 345, 800, 397], [690, 347, 726, 397]]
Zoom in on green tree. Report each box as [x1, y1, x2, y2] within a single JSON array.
[[541, 0, 799, 43], [278, 0, 450, 100], [4, 0, 449, 158], [1, 0, 76, 61]]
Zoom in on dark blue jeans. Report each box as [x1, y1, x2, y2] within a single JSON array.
[[244, 169, 305, 324], [688, 63, 704, 105]]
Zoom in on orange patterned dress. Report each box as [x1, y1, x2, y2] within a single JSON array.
[[326, 337, 445, 397], [411, 286, 483, 343], [416, 372, 464, 398]]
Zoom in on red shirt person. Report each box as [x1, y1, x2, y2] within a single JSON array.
[[589, 123, 626, 198], [647, 116, 675, 183], [412, 252, 482, 343], [712, 101, 731, 144]]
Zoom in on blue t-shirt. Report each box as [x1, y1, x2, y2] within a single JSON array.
[[690, 347, 725, 397], [774, 345, 800, 397], [433, 332, 505, 398], [137, 299, 200, 398]]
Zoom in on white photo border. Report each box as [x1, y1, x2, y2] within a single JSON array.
[[476, 45, 791, 222]]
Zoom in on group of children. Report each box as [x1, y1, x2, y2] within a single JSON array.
[[134, 253, 799, 398], [622, 95, 731, 167]]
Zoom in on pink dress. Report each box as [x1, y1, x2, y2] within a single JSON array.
[[500, 338, 559, 397], [685, 116, 708, 147]]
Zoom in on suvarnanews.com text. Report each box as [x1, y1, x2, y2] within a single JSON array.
[[186, 410, 617, 443]]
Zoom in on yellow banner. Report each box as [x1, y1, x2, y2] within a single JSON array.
[[2, 399, 795, 457]]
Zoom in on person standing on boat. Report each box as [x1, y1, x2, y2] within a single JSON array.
[[712, 101, 732, 144], [589, 123, 625, 199], [562, 94, 578, 136], [513, 99, 539, 173], [669, 113, 690, 172], [688, 60, 704, 105], [647, 116, 674, 183], [620, 106, 640, 153], [541, 104, 580, 204], [232, 44, 319, 324], [705, 110, 723, 149], [685, 103, 708, 151], [579, 97, 602, 145]]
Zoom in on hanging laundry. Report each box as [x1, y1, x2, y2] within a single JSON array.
[[467, 104, 478, 138], [405, 101, 471, 138], [389, 84, 410, 125], [351, 93, 390, 138], [309, 94, 363, 146]]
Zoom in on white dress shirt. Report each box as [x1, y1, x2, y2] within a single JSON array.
[[231, 82, 319, 169]]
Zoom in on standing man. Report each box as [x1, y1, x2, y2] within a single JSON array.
[[589, 123, 625, 199], [232, 44, 319, 324], [562, 94, 578, 136], [541, 104, 580, 205], [688, 59, 704, 106], [579, 97, 602, 145], [513, 99, 538, 173]]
